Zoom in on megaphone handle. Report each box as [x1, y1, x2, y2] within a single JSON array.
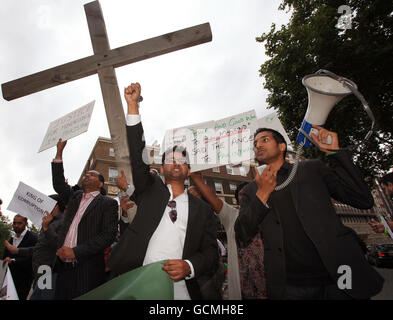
[[298, 128, 338, 152]]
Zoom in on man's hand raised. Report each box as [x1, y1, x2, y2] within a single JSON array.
[[310, 125, 339, 153], [55, 138, 67, 160], [124, 83, 141, 105]]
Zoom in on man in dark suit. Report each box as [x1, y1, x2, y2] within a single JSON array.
[[51, 139, 118, 300], [235, 126, 384, 300], [108, 82, 218, 300], [3, 214, 38, 300]]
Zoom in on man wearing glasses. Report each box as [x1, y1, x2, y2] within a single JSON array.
[[108, 82, 219, 300]]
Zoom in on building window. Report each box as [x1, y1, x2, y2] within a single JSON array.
[[212, 167, 220, 173], [226, 165, 233, 175], [109, 147, 115, 157], [229, 183, 237, 192], [239, 166, 247, 177], [215, 182, 223, 194], [109, 167, 119, 183]]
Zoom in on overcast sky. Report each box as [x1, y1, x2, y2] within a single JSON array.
[[0, 0, 290, 222]]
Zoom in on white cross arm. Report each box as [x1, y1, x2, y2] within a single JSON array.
[[2, 23, 212, 101]]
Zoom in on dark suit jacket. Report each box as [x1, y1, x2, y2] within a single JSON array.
[[235, 150, 384, 299], [108, 122, 218, 300], [3, 230, 38, 300], [52, 162, 118, 299]]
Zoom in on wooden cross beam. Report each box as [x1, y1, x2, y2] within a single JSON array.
[[1, 1, 212, 221]]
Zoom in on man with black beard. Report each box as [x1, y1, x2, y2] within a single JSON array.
[[235, 126, 383, 300], [3, 214, 38, 300], [108, 82, 218, 300], [52, 139, 118, 299]]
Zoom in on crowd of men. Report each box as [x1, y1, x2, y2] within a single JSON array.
[[2, 82, 393, 300]]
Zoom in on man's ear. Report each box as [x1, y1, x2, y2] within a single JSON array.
[[279, 142, 286, 154]]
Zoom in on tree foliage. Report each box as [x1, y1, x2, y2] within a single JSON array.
[[0, 215, 12, 258], [257, 0, 393, 180]]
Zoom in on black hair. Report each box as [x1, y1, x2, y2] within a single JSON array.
[[161, 145, 190, 167], [14, 214, 28, 223], [254, 127, 287, 159], [380, 172, 393, 186], [48, 194, 66, 212], [94, 171, 106, 195], [235, 182, 249, 203]]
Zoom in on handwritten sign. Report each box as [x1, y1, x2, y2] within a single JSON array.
[[214, 110, 257, 166], [162, 120, 216, 172], [161, 110, 258, 172], [7, 182, 57, 229], [38, 101, 95, 152]]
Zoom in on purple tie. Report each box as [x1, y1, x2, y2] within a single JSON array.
[[168, 200, 177, 223]]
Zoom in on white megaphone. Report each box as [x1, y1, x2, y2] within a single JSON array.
[[297, 70, 357, 147]]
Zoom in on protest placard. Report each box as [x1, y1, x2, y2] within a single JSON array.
[[38, 100, 95, 152], [161, 120, 217, 172], [214, 109, 258, 167], [161, 110, 259, 173], [7, 182, 57, 229]]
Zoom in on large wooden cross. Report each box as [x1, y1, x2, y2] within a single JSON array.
[[2, 1, 212, 220]]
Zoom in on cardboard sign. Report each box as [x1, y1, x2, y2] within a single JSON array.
[[214, 110, 258, 167], [7, 182, 57, 229], [38, 100, 95, 152], [162, 120, 217, 172]]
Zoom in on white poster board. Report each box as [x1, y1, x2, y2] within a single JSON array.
[[162, 120, 217, 172], [161, 110, 259, 173], [214, 109, 258, 167], [7, 182, 57, 229], [38, 100, 95, 152]]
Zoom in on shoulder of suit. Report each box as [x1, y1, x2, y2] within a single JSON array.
[[26, 230, 39, 240], [189, 193, 213, 212]]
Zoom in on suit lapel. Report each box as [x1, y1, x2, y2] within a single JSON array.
[[18, 231, 30, 247], [182, 193, 196, 259], [288, 163, 299, 213], [80, 193, 102, 222]]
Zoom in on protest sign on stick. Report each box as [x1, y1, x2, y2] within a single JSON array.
[[7, 182, 57, 229], [38, 100, 95, 152]]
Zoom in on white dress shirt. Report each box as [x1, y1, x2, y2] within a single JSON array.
[[12, 229, 27, 248]]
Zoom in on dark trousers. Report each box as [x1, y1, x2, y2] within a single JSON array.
[[283, 283, 353, 300], [54, 259, 105, 300]]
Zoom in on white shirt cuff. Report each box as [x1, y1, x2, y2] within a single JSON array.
[[53, 159, 63, 163], [184, 259, 195, 280], [126, 114, 141, 126]]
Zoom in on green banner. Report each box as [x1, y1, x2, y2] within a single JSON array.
[[75, 260, 174, 300]]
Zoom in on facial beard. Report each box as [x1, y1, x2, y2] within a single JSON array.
[[164, 166, 187, 182]]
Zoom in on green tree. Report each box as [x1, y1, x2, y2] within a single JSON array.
[[0, 215, 12, 258], [257, 0, 393, 180]]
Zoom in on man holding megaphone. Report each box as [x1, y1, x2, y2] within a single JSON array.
[[234, 125, 384, 300]]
